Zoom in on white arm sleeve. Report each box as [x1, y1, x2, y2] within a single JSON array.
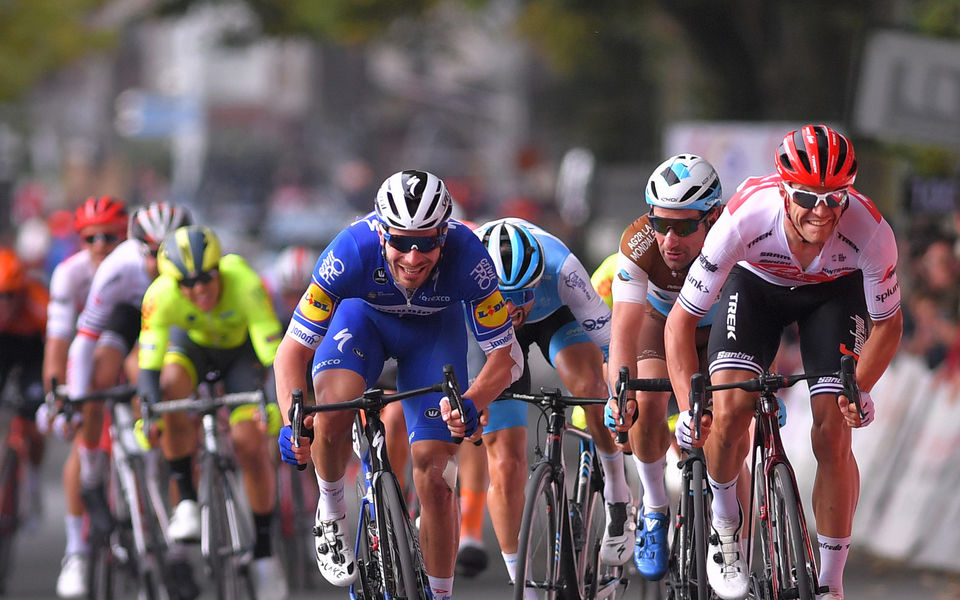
[[46, 264, 78, 340], [610, 250, 649, 304], [66, 333, 97, 398]]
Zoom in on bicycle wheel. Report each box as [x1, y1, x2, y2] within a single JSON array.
[[573, 449, 606, 599], [125, 454, 173, 600], [377, 471, 428, 599], [201, 455, 251, 600], [515, 462, 560, 600], [0, 447, 19, 594], [352, 477, 383, 600], [275, 465, 315, 591], [767, 463, 816, 600], [688, 458, 710, 600]]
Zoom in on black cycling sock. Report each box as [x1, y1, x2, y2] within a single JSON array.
[[169, 456, 198, 501], [252, 511, 273, 559]]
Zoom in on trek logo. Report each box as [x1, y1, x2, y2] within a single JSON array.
[[333, 328, 352, 353], [875, 281, 899, 304], [726, 292, 739, 340], [837, 232, 860, 253], [747, 230, 772, 248], [316, 252, 345, 285]]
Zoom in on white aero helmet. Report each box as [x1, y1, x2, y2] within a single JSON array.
[[374, 170, 453, 231], [129, 202, 194, 246], [275, 246, 318, 293], [645, 154, 722, 212]]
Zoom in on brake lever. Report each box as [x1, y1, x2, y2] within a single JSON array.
[[290, 388, 307, 471], [839, 354, 864, 420], [616, 367, 629, 444]]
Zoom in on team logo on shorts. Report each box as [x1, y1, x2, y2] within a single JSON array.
[[299, 283, 333, 322], [475, 291, 508, 329], [425, 408, 441, 419]]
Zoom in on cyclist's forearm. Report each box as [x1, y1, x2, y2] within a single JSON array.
[[274, 334, 317, 425], [857, 309, 903, 393], [465, 344, 519, 411], [43, 336, 70, 392], [138, 369, 161, 404], [665, 304, 700, 412]]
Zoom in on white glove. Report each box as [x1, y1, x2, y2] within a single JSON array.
[[675, 411, 696, 449], [36, 403, 81, 441]]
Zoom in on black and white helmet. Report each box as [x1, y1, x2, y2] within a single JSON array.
[[129, 202, 194, 246], [374, 170, 453, 231]]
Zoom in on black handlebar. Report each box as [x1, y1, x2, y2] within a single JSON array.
[[690, 373, 706, 441], [290, 388, 306, 471], [441, 365, 481, 446], [615, 367, 629, 444]]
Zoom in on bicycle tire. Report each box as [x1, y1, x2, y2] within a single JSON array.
[[769, 463, 816, 600], [352, 475, 382, 600], [689, 458, 710, 600], [573, 448, 605, 599], [514, 462, 560, 600], [0, 447, 19, 594], [127, 455, 172, 600], [275, 465, 315, 591], [753, 454, 774, 600], [377, 471, 428, 599], [201, 455, 249, 600]]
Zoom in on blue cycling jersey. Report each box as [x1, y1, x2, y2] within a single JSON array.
[[288, 214, 514, 354]]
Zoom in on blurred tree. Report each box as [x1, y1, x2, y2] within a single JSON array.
[[0, 0, 114, 102]]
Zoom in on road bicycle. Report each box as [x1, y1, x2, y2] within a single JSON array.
[[145, 380, 266, 600], [692, 356, 862, 600], [505, 371, 672, 600], [49, 381, 187, 600], [273, 453, 317, 591], [661, 374, 711, 600], [288, 365, 466, 599], [0, 368, 38, 595]]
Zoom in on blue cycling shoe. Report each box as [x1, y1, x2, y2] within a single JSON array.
[[634, 509, 669, 580]]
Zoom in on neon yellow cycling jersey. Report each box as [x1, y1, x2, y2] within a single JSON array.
[[590, 253, 618, 309], [138, 254, 283, 371]]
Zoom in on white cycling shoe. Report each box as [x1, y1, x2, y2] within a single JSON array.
[[599, 501, 636, 565], [314, 512, 357, 586], [818, 592, 843, 600], [706, 517, 749, 600], [251, 556, 289, 600], [168, 499, 201, 543], [56, 553, 88, 599]]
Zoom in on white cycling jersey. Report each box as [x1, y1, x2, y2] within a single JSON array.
[[47, 249, 98, 341], [677, 174, 901, 321], [67, 240, 152, 397]]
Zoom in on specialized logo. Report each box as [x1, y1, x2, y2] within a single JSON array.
[[726, 292, 739, 340], [333, 328, 352, 353], [475, 291, 508, 329], [299, 283, 333, 322], [373, 267, 388, 285], [316, 252, 345, 285], [470, 260, 498, 291]]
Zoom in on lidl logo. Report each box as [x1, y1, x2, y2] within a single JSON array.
[[299, 283, 333, 322], [475, 291, 508, 329]]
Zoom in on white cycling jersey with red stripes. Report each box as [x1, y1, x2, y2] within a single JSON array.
[[677, 173, 901, 322]]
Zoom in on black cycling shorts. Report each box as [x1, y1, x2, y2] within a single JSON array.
[[166, 327, 265, 393], [102, 302, 142, 354], [507, 306, 579, 395], [707, 266, 868, 397]]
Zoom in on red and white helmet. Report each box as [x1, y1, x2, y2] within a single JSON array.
[[775, 124, 857, 189], [275, 246, 318, 293], [74, 196, 128, 232], [128, 202, 194, 246]]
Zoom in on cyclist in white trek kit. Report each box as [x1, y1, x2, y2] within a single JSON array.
[[39, 196, 127, 599], [469, 218, 630, 594], [664, 125, 902, 600], [64, 202, 200, 598], [603, 154, 724, 581]]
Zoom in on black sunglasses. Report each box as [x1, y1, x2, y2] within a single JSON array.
[[84, 232, 120, 245], [383, 231, 445, 253], [179, 270, 216, 288], [647, 212, 710, 237]]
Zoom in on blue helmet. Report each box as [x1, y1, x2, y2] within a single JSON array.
[[476, 219, 545, 291], [645, 154, 722, 212]]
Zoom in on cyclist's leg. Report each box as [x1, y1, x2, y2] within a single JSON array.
[[795, 272, 868, 598], [456, 336, 489, 576]]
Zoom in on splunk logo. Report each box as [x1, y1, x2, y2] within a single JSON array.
[[726, 292, 739, 340]]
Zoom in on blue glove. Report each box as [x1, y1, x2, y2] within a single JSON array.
[[277, 424, 313, 467], [460, 397, 480, 439], [603, 398, 635, 433], [777, 397, 788, 429]]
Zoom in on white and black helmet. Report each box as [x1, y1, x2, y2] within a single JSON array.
[[129, 202, 194, 246], [645, 154, 722, 212], [374, 170, 453, 231]]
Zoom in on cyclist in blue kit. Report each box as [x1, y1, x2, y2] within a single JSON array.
[[274, 170, 523, 600]]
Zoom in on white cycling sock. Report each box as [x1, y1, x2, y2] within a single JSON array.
[[64, 514, 88, 556], [817, 534, 850, 597], [77, 445, 106, 489], [314, 474, 347, 520], [707, 474, 740, 528], [637, 458, 668, 511], [427, 575, 454, 600], [630, 454, 646, 500], [503, 552, 539, 600], [598, 450, 631, 504]]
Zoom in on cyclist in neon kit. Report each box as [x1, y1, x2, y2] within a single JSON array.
[[664, 125, 902, 600], [603, 154, 724, 581], [274, 170, 522, 600], [138, 225, 288, 600], [40, 196, 127, 599]]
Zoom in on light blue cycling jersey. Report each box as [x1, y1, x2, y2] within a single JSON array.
[[502, 218, 611, 357]]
